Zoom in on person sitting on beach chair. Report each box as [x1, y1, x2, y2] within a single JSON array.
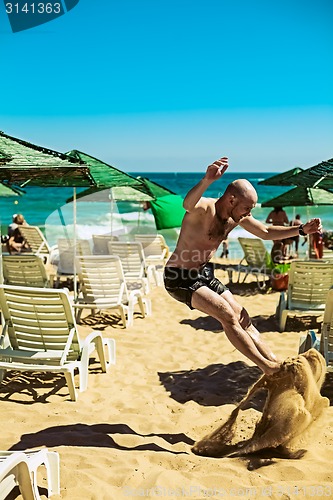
[[163, 157, 322, 376], [7, 213, 30, 254]]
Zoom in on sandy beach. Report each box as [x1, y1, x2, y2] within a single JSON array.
[[1, 260, 333, 500]]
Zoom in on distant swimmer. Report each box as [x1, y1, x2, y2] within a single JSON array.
[[164, 157, 322, 375]]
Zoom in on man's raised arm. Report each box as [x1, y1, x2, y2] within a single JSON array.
[[183, 157, 228, 212]]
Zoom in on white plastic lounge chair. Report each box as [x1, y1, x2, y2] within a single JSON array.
[[277, 261, 333, 332], [236, 238, 270, 290], [2, 255, 54, 288], [0, 448, 60, 499], [92, 234, 119, 255], [133, 234, 168, 285], [0, 284, 116, 401], [17, 226, 51, 264], [74, 255, 151, 327], [133, 233, 169, 264], [321, 288, 333, 371], [56, 238, 92, 276], [107, 240, 159, 292], [298, 289, 333, 372]]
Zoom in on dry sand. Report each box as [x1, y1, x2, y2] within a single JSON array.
[[1, 261, 333, 500]]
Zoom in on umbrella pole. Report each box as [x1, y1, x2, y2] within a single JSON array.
[[306, 206, 311, 259], [110, 189, 114, 236], [73, 187, 77, 300], [0, 219, 2, 286], [138, 205, 141, 228]]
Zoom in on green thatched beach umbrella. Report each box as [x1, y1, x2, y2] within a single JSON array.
[[258, 167, 304, 186], [0, 132, 151, 293], [288, 158, 333, 190], [136, 176, 176, 197], [261, 186, 333, 207]]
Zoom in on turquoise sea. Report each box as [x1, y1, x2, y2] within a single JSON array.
[[1, 172, 332, 260]]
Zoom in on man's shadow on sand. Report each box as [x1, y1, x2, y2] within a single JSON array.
[[9, 423, 194, 455], [180, 314, 279, 333], [181, 313, 321, 334], [158, 361, 333, 407], [159, 362, 265, 410]]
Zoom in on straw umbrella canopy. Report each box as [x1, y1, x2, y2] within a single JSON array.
[[258, 167, 304, 186], [64, 151, 156, 233], [261, 186, 333, 207], [136, 176, 176, 197], [0, 135, 152, 193], [0, 132, 151, 292], [65, 150, 152, 194], [64, 151, 154, 203], [287, 158, 333, 190]]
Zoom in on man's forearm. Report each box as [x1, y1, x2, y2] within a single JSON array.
[[266, 225, 300, 240], [183, 177, 212, 211]]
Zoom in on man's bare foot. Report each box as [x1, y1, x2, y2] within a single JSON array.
[[261, 361, 282, 376]]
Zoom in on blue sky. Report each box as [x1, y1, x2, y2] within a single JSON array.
[[1, 0, 332, 172]]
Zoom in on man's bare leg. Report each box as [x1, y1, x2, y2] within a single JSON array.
[[191, 287, 280, 375], [221, 290, 277, 362]]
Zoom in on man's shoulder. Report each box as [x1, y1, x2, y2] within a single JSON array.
[[193, 196, 216, 210]]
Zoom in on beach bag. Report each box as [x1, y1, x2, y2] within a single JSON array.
[[150, 195, 186, 230], [270, 263, 290, 291]]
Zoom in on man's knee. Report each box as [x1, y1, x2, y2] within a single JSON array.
[[225, 299, 251, 329], [217, 305, 240, 329]]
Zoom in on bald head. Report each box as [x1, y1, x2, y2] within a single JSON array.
[[225, 179, 258, 204], [218, 179, 258, 223]]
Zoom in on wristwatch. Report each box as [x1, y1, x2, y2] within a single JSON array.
[[299, 224, 306, 236]]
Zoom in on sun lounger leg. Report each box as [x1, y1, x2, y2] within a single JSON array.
[[279, 310, 288, 332], [17, 461, 36, 500], [45, 451, 60, 496], [119, 306, 128, 328], [64, 369, 77, 401]]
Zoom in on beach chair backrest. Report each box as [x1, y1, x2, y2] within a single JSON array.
[[238, 238, 268, 267], [321, 288, 333, 369], [0, 285, 81, 362], [107, 241, 145, 278], [57, 238, 92, 274], [2, 254, 49, 288], [76, 255, 128, 304], [92, 234, 119, 255], [288, 261, 333, 310], [18, 226, 50, 255], [133, 234, 168, 259]]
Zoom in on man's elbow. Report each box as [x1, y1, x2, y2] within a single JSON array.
[[183, 200, 193, 212]]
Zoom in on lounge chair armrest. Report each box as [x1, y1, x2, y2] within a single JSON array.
[[82, 330, 105, 346], [81, 331, 116, 370], [128, 289, 142, 300]]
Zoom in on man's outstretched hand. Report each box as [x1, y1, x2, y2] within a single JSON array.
[[303, 218, 322, 235], [205, 157, 229, 182]]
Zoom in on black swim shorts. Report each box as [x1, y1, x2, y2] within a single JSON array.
[[163, 263, 228, 310]]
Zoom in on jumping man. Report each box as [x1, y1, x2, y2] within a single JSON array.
[[163, 157, 322, 375]]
